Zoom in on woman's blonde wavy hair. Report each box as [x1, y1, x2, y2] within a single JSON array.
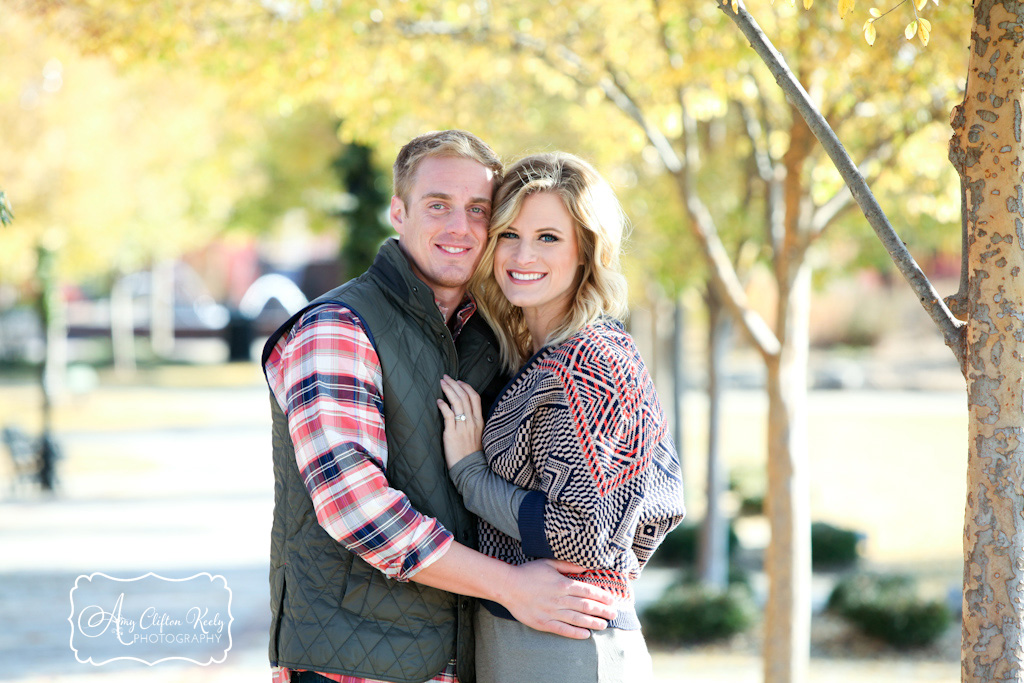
[[471, 152, 630, 372]]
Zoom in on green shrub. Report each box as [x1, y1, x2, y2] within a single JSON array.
[[846, 600, 951, 648], [650, 523, 740, 566], [737, 494, 765, 517], [811, 521, 863, 570], [826, 573, 913, 613], [826, 573, 952, 648], [729, 467, 766, 516], [642, 584, 757, 644]]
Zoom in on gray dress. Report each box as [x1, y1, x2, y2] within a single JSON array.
[[450, 453, 655, 682], [474, 605, 653, 683]]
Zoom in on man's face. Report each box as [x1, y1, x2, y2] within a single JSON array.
[[390, 156, 495, 301]]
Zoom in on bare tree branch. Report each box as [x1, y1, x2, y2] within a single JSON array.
[[718, 0, 965, 364], [757, 84, 786, 256], [736, 94, 785, 254], [676, 170, 783, 359], [737, 97, 774, 184], [650, 0, 688, 122], [600, 49, 781, 358], [810, 186, 854, 235], [596, 64, 684, 174], [810, 92, 947, 238]]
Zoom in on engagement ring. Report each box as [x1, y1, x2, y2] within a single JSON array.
[[455, 414, 467, 422]]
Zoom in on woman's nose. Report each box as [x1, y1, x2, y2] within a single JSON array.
[[511, 241, 536, 264]]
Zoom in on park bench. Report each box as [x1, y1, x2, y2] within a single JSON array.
[[2, 425, 39, 494], [2, 425, 60, 493]]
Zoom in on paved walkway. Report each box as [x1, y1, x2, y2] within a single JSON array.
[[0, 368, 960, 682]]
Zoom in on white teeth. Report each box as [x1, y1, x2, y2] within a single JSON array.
[[510, 271, 543, 281], [440, 246, 467, 254]]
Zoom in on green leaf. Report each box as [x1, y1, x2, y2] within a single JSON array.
[[0, 191, 13, 227]]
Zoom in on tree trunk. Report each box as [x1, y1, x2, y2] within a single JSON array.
[[35, 243, 65, 491], [956, 1, 1024, 679], [763, 259, 812, 683], [700, 286, 732, 590], [150, 259, 175, 358], [672, 295, 686, 476], [111, 273, 136, 376]]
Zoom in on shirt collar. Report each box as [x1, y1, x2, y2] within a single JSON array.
[[442, 296, 477, 339]]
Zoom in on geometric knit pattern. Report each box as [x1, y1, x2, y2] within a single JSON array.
[[479, 319, 686, 628]]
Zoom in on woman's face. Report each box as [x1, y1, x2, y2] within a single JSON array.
[[492, 191, 582, 336]]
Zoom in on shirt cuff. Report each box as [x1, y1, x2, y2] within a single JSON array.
[[518, 490, 555, 559], [402, 531, 455, 581]]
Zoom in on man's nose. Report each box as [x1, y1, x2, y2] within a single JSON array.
[[447, 208, 470, 234]]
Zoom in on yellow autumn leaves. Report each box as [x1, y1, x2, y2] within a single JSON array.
[[746, 0, 938, 47], [846, 0, 936, 47], [901, 16, 932, 44]]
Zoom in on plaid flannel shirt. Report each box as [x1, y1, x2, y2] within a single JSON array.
[[265, 299, 476, 683]]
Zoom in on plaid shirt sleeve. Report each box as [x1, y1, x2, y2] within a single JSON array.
[[264, 303, 453, 582]]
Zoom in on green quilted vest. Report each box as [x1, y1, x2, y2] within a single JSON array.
[[264, 239, 505, 683]]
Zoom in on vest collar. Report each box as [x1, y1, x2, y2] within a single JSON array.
[[371, 238, 452, 326]]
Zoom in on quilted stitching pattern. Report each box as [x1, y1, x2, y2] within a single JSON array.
[[267, 242, 501, 682]]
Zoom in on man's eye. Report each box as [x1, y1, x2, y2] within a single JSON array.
[[429, 203, 446, 210]]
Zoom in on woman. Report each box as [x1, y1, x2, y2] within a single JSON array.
[[436, 152, 686, 682]]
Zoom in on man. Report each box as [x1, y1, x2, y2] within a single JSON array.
[[262, 130, 616, 683]]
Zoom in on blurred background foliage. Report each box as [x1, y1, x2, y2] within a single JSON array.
[[0, 0, 971, 307]]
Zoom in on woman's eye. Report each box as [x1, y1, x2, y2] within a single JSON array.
[[498, 231, 518, 240], [540, 234, 559, 243]]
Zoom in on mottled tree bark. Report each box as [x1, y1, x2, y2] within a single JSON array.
[[952, 1, 1024, 680]]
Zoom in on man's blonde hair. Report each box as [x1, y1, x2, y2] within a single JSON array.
[[392, 130, 503, 205], [472, 152, 630, 372]]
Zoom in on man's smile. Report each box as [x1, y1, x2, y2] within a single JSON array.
[[438, 245, 471, 255]]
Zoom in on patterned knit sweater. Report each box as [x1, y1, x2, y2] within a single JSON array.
[[479, 319, 686, 629]]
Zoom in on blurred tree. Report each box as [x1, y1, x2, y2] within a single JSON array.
[[0, 7, 256, 287], [33, 242, 61, 490], [225, 105, 393, 281], [330, 141, 391, 279], [228, 101, 345, 238], [0, 192, 12, 227]]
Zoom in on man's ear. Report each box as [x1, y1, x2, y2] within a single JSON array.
[[389, 196, 406, 235]]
